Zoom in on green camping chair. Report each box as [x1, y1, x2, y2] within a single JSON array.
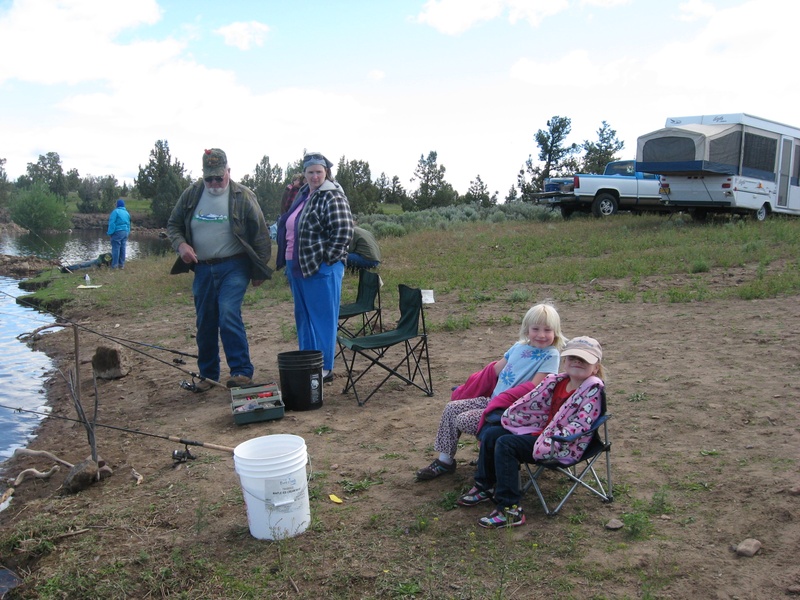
[[338, 284, 433, 406], [338, 269, 383, 340]]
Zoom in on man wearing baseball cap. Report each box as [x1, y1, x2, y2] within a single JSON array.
[[167, 148, 272, 391]]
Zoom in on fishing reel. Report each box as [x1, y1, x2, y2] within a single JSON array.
[[172, 445, 196, 464], [179, 379, 203, 392]]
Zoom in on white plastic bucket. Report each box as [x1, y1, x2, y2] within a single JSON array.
[[233, 434, 310, 540]]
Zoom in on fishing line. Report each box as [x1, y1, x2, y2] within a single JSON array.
[[100, 333, 197, 360], [0, 310, 55, 326], [0, 288, 202, 377], [0, 403, 235, 454], [17, 230, 67, 267]]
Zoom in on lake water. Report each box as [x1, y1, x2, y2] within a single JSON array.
[[0, 229, 171, 264], [0, 230, 172, 482], [0, 276, 54, 463]]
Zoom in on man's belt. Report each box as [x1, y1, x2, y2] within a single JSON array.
[[196, 252, 248, 265]]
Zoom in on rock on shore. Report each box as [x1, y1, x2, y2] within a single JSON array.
[[0, 254, 61, 278]]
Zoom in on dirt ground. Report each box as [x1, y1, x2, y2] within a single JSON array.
[[1, 253, 800, 599]]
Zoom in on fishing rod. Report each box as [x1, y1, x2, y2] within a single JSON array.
[[1, 288, 195, 358], [0, 288, 217, 389], [101, 333, 197, 361], [1, 307, 196, 361], [0, 403, 235, 456], [19, 230, 68, 268]]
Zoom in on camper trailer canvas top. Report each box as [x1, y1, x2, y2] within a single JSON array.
[[635, 113, 800, 220]]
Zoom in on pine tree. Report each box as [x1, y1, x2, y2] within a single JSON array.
[[136, 140, 190, 226]]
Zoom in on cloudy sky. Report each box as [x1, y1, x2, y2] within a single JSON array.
[[0, 0, 795, 198]]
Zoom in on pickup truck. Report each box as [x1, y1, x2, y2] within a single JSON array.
[[534, 160, 664, 218]]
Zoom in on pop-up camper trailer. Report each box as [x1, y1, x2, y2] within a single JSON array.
[[636, 114, 800, 220]]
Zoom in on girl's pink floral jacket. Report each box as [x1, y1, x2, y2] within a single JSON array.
[[501, 373, 604, 464]]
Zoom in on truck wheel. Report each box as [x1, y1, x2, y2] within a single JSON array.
[[753, 203, 770, 222], [592, 193, 618, 217], [560, 206, 574, 219]]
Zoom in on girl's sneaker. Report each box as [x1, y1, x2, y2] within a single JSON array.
[[457, 486, 493, 507], [415, 459, 456, 480], [478, 506, 526, 528]]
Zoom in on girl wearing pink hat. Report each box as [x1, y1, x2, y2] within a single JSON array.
[[458, 336, 606, 528]]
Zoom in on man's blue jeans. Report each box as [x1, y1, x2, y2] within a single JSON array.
[[192, 256, 253, 382], [346, 253, 380, 270], [110, 230, 129, 268], [474, 424, 537, 509]]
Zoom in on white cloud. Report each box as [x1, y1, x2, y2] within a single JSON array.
[[677, 0, 716, 21], [0, 0, 165, 85], [580, 0, 631, 7], [505, 0, 570, 26], [417, 0, 568, 35], [417, 0, 503, 35], [510, 49, 639, 89], [501, 0, 800, 158], [215, 21, 270, 51], [368, 69, 386, 81]]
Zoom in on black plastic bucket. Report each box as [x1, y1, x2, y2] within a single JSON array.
[[278, 350, 324, 411]]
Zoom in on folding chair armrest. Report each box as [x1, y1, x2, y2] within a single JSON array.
[[550, 414, 611, 443]]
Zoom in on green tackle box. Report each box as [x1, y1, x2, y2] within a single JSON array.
[[230, 383, 284, 425]]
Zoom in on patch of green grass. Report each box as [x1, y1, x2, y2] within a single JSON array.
[[380, 452, 406, 460], [339, 474, 384, 493], [0, 513, 78, 558], [641, 289, 659, 303], [616, 289, 636, 302], [679, 476, 713, 492], [509, 288, 533, 303], [647, 488, 674, 515], [439, 490, 461, 511], [621, 511, 653, 540], [735, 261, 800, 299], [357, 442, 385, 451], [38, 561, 135, 598], [390, 580, 423, 597], [627, 392, 649, 403], [666, 282, 709, 303], [279, 320, 297, 342], [568, 511, 589, 525], [434, 314, 472, 332], [771, 457, 796, 471]]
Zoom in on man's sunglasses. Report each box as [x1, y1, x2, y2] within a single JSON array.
[[304, 153, 325, 161], [204, 176, 224, 183]]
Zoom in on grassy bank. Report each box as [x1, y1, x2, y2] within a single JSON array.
[[19, 213, 800, 318]]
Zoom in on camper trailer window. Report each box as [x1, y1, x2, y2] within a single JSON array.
[[742, 133, 777, 181], [642, 137, 694, 162], [709, 131, 742, 168]]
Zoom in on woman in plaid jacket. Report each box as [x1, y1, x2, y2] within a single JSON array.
[[277, 152, 354, 379]]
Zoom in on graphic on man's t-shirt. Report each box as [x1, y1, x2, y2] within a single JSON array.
[[194, 213, 228, 223]]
